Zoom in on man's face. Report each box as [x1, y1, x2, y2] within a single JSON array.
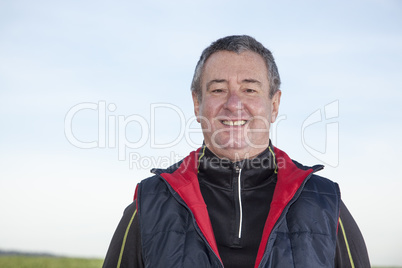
[[193, 50, 281, 161]]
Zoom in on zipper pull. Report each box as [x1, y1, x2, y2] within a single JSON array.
[[234, 163, 240, 172]]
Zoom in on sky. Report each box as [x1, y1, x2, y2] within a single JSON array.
[[1, 0, 401, 266]]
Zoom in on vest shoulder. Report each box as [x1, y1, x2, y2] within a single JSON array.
[[290, 158, 340, 195], [138, 174, 168, 194], [305, 174, 340, 197]]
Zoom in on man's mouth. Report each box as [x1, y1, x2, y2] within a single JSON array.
[[221, 120, 247, 126]]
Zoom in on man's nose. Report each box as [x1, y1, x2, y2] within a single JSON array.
[[223, 92, 243, 111]]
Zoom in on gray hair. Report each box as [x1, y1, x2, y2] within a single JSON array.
[[191, 35, 281, 101]]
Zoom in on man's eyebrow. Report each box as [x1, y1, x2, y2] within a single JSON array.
[[242, 78, 262, 85], [206, 78, 262, 90], [206, 79, 227, 90]]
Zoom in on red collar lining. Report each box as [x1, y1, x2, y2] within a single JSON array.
[[254, 147, 313, 267], [160, 148, 222, 263]]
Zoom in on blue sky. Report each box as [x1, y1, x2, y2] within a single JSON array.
[[1, 0, 402, 265]]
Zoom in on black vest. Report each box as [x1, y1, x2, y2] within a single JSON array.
[[137, 148, 340, 267]]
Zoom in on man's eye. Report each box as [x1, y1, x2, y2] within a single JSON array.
[[212, 89, 224, 93], [245, 89, 256, 93]]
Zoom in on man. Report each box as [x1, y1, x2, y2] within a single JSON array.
[[103, 35, 370, 267]]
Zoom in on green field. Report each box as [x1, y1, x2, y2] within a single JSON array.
[[0, 256, 103, 268]]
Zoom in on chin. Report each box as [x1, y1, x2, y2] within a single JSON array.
[[214, 137, 247, 149]]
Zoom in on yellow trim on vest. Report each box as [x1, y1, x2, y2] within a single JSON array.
[[339, 217, 355, 268], [117, 208, 137, 268], [268, 146, 278, 174], [197, 145, 207, 172]]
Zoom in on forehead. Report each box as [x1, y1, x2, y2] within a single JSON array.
[[202, 50, 268, 83]]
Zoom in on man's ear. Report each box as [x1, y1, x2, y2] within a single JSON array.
[[192, 91, 201, 123], [270, 90, 281, 123]]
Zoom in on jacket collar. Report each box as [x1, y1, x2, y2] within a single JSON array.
[[198, 143, 277, 190], [157, 145, 319, 267]]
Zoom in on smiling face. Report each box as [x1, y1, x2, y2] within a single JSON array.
[[192, 50, 281, 161]]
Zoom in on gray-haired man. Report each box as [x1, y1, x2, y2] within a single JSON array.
[[103, 35, 370, 268]]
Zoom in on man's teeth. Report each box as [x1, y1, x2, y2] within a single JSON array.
[[222, 120, 247, 126]]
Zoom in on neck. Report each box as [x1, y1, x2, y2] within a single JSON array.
[[204, 143, 270, 162], [200, 141, 276, 171]]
